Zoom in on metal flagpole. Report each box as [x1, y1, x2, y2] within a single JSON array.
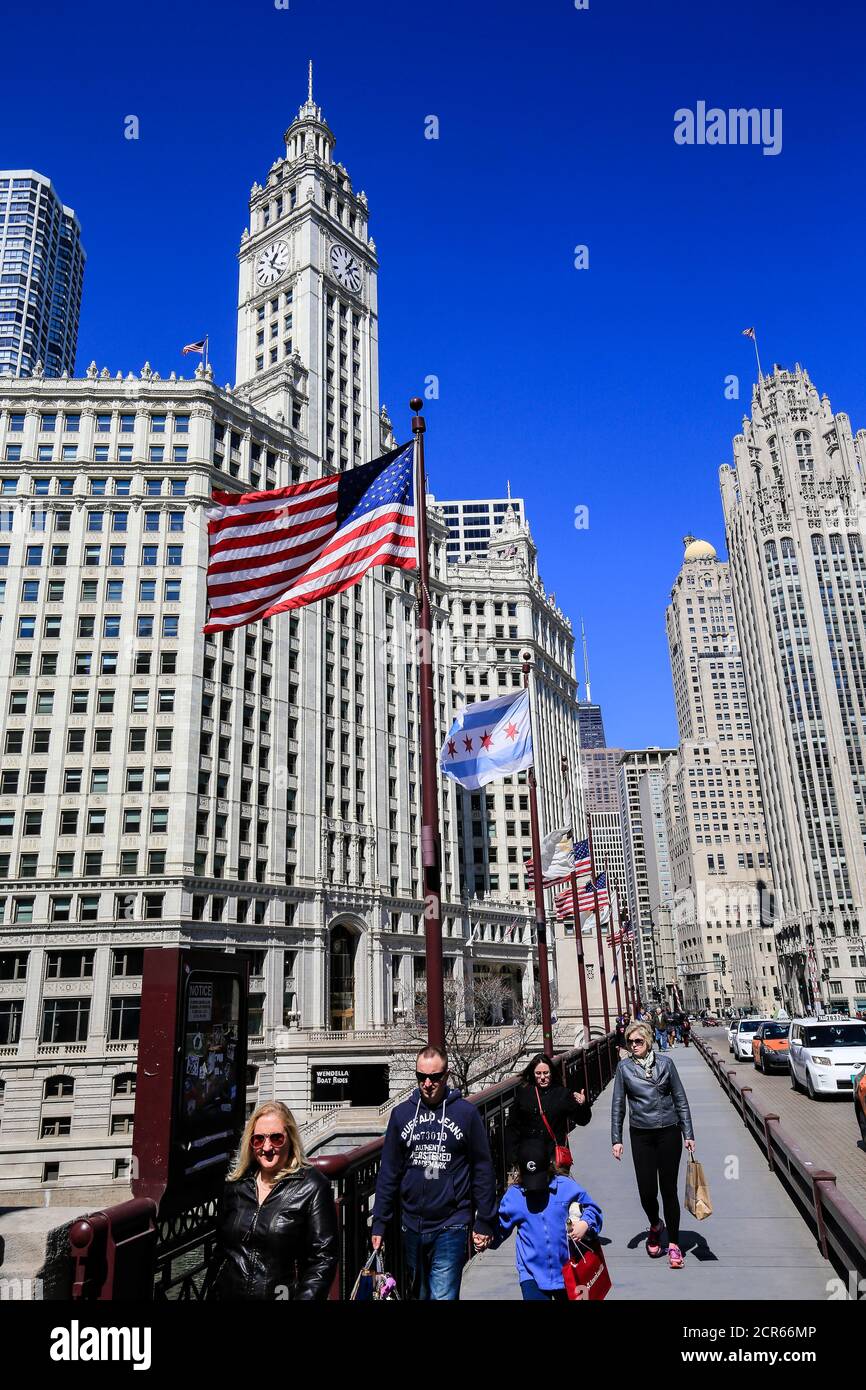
[[607, 874, 624, 1019], [561, 756, 591, 1039], [203, 335, 209, 372], [410, 397, 445, 1053], [587, 813, 611, 1033], [522, 653, 554, 1057], [624, 910, 640, 1015]]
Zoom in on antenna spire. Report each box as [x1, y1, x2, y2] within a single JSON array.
[[308, 59, 314, 103], [581, 619, 592, 702]]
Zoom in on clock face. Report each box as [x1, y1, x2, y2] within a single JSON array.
[[255, 240, 290, 287], [329, 243, 362, 293]]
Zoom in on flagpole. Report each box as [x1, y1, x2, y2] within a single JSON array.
[[561, 756, 591, 1039], [204, 335, 209, 372], [410, 398, 446, 1054], [522, 653, 554, 1057], [587, 813, 611, 1033], [607, 874, 624, 1019], [623, 908, 640, 1015]]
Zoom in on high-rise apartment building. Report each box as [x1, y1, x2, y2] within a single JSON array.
[[438, 496, 527, 563], [664, 536, 779, 1014], [721, 365, 866, 1017], [0, 172, 85, 379], [618, 748, 676, 1000]]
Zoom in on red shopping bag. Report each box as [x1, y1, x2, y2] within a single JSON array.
[[562, 1234, 612, 1301]]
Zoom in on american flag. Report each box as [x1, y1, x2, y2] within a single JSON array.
[[741, 327, 756, 340], [573, 871, 609, 913], [524, 832, 590, 890], [182, 338, 207, 355], [204, 443, 416, 631]]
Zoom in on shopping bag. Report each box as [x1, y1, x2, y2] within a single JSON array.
[[562, 1234, 612, 1301], [684, 1152, 712, 1220], [350, 1248, 400, 1301]]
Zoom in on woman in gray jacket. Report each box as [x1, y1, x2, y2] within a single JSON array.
[[611, 1020, 695, 1269]]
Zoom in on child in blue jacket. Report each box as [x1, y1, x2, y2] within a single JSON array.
[[499, 1138, 603, 1300]]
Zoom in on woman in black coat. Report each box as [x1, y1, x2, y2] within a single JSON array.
[[506, 1053, 592, 1171], [206, 1100, 338, 1301]]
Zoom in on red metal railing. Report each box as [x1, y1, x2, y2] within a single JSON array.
[[692, 1032, 866, 1280]]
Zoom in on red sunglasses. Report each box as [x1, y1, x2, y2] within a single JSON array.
[[251, 1132, 287, 1150]]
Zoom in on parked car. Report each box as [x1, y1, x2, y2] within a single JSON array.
[[732, 1017, 769, 1061], [854, 1063, 866, 1143], [752, 1021, 790, 1073], [788, 1018, 866, 1099], [727, 1019, 739, 1053]]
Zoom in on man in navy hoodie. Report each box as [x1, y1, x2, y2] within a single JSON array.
[[371, 1045, 497, 1299]]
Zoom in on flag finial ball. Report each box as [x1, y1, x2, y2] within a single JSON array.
[[409, 397, 423, 413], [522, 651, 532, 663]]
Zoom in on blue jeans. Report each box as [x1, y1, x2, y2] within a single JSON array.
[[655, 1029, 668, 1050], [520, 1278, 569, 1302], [402, 1225, 468, 1300]]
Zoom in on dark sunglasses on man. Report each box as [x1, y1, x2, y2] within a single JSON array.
[[415, 1070, 447, 1084]]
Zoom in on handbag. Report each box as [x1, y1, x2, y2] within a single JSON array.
[[684, 1151, 712, 1220], [562, 1231, 611, 1302], [535, 1088, 572, 1170], [350, 1248, 400, 1301]]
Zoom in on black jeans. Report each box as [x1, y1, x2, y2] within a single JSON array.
[[630, 1125, 683, 1245]]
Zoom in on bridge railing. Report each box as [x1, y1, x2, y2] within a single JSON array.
[[692, 1032, 866, 1280], [312, 1032, 618, 1300]]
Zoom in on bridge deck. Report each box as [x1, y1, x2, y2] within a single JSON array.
[[463, 1040, 833, 1301]]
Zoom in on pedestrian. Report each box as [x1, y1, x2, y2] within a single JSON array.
[[205, 1101, 338, 1300], [611, 1020, 696, 1270], [614, 1015, 628, 1055], [681, 1015, 691, 1048], [505, 1052, 592, 1174], [655, 1007, 669, 1050], [498, 1137, 603, 1301], [371, 1045, 497, 1300]]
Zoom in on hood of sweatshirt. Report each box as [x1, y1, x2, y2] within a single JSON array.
[[408, 1085, 462, 1108]]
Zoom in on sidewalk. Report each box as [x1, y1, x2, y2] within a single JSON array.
[[463, 1042, 833, 1300]]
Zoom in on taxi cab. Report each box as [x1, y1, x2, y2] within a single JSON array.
[[751, 1020, 790, 1073]]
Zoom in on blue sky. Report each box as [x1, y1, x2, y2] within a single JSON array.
[[6, 0, 866, 746]]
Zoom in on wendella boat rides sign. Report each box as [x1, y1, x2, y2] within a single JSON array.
[[132, 948, 249, 1214]]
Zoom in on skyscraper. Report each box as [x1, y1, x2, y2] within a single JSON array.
[[437, 496, 527, 564], [721, 365, 866, 1016], [664, 537, 778, 1015], [618, 748, 676, 1001], [0, 171, 85, 379]]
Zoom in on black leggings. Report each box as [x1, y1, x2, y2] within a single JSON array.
[[630, 1125, 683, 1244]]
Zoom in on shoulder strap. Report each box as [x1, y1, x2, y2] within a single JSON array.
[[535, 1087, 557, 1142]]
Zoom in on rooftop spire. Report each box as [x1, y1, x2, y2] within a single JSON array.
[[308, 58, 314, 103], [581, 619, 592, 702]]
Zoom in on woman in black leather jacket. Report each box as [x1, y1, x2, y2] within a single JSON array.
[[506, 1053, 591, 1172], [610, 1021, 695, 1270], [206, 1101, 338, 1301]]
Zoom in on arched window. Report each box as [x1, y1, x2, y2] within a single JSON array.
[[767, 435, 779, 465], [112, 1073, 136, 1097], [329, 925, 356, 1032], [44, 1075, 74, 1100], [794, 430, 813, 471], [246, 1065, 258, 1088]]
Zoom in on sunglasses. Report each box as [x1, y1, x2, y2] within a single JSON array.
[[628, 1039, 646, 1048], [251, 1132, 287, 1149], [416, 1070, 447, 1084]]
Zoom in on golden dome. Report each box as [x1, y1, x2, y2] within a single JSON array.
[[682, 535, 717, 562]]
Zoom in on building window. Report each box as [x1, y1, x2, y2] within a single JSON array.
[[108, 998, 140, 1042], [40, 998, 90, 1044]]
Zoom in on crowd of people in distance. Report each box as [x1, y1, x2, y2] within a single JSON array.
[[201, 1007, 698, 1302]]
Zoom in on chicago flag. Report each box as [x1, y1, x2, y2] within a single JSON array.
[[439, 690, 533, 791]]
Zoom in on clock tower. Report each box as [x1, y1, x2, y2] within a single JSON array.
[[235, 64, 381, 473]]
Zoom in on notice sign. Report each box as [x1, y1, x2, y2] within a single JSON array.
[[311, 1064, 389, 1106], [188, 982, 213, 1023]]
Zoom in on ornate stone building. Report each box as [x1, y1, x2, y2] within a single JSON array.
[[721, 366, 866, 1017]]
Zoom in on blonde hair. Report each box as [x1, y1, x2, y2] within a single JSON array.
[[624, 1021, 654, 1051], [227, 1101, 307, 1183]]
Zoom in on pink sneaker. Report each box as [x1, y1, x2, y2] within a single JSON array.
[[647, 1223, 665, 1258], [668, 1243, 684, 1269]]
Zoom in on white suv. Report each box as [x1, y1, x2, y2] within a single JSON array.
[[788, 1018, 866, 1100], [732, 1017, 769, 1061]]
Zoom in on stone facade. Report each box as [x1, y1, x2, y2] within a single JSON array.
[[721, 365, 866, 1016]]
